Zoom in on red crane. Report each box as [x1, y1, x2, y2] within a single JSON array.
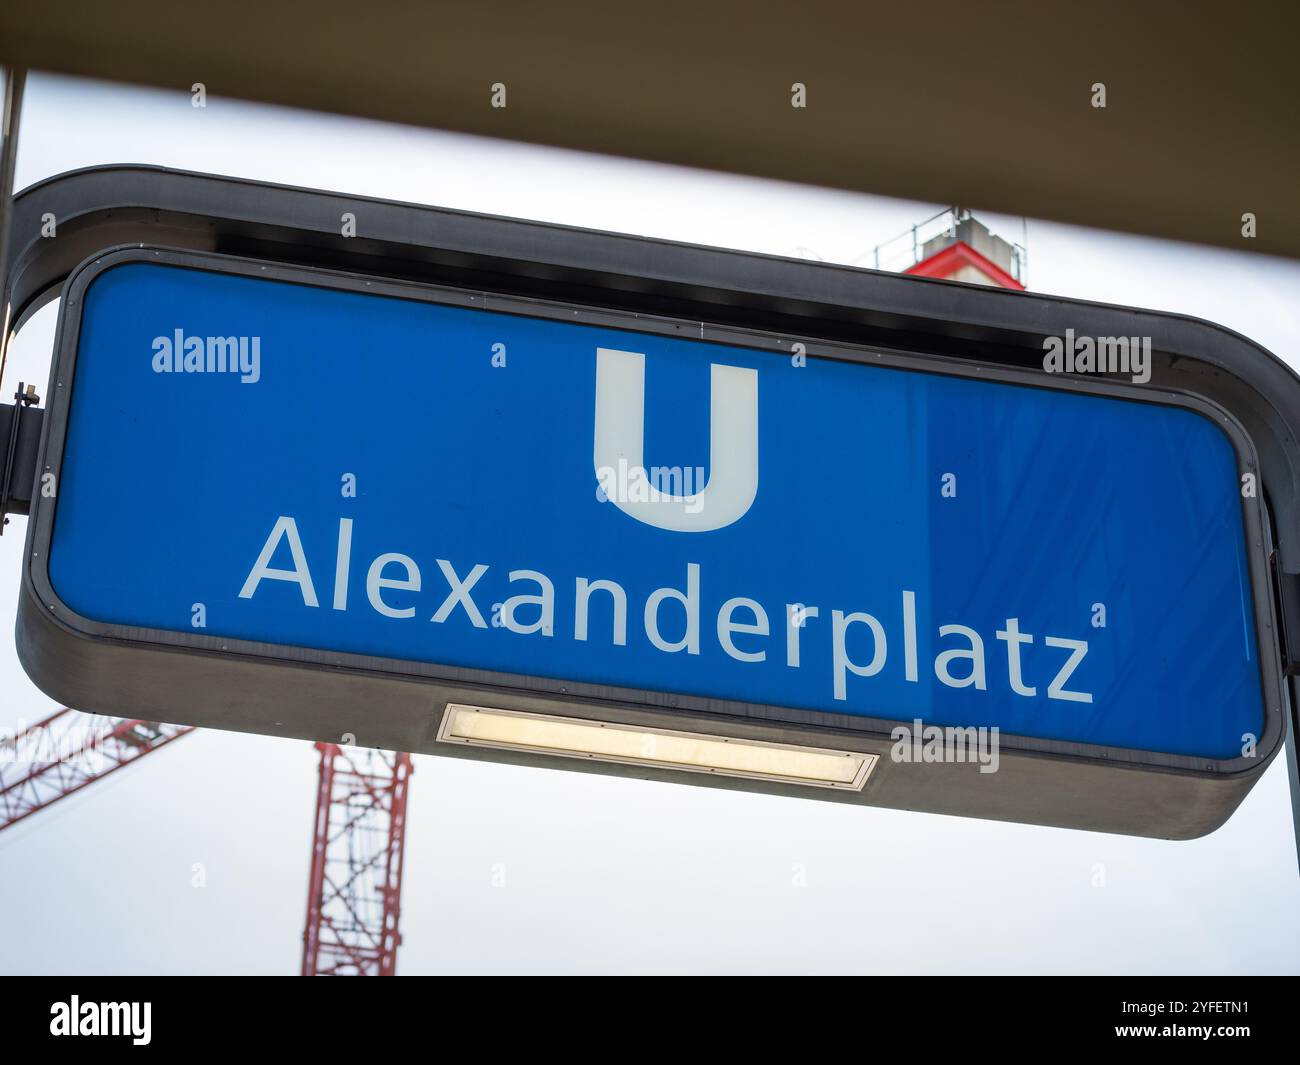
[[0, 708, 412, 975], [302, 742, 412, 976], [0, 709, 195, 829]]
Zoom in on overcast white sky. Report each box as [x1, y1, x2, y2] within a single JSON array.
[[1, 73, 1298, 975]]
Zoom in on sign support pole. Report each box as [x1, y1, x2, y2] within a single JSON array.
[[1287, 680, 1300, 877], [0, 67, 26, 393]]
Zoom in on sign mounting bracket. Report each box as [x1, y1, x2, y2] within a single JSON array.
[[0, 380, 41, 531]]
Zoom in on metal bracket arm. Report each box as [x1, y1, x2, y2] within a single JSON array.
[[0, 380, 42, 530]]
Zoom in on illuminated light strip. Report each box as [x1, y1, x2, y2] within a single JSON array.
[[437, 704, 877, 790]]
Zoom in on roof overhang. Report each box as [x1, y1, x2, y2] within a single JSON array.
[[1, 3, 1296, 258]]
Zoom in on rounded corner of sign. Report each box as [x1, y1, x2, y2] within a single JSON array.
[[1232, 712, 1286, 779], [1173, 309, 1296, 383], [1175, 391, 1260, 459], [61, 244, 163, 304], [20, 555, 101, 646], [1171, 793, 1254, 840]]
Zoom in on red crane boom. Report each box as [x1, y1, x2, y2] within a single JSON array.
[[0, 708, 194, 831], [1, 709, 413, 976]]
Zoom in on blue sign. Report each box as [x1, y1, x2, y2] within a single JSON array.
[[46, 260, 1263, 760]]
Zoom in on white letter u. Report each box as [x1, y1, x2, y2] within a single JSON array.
[[593, 347, 758, 532]]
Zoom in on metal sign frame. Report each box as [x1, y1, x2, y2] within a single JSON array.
[[7, 166, 1300, 839]]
